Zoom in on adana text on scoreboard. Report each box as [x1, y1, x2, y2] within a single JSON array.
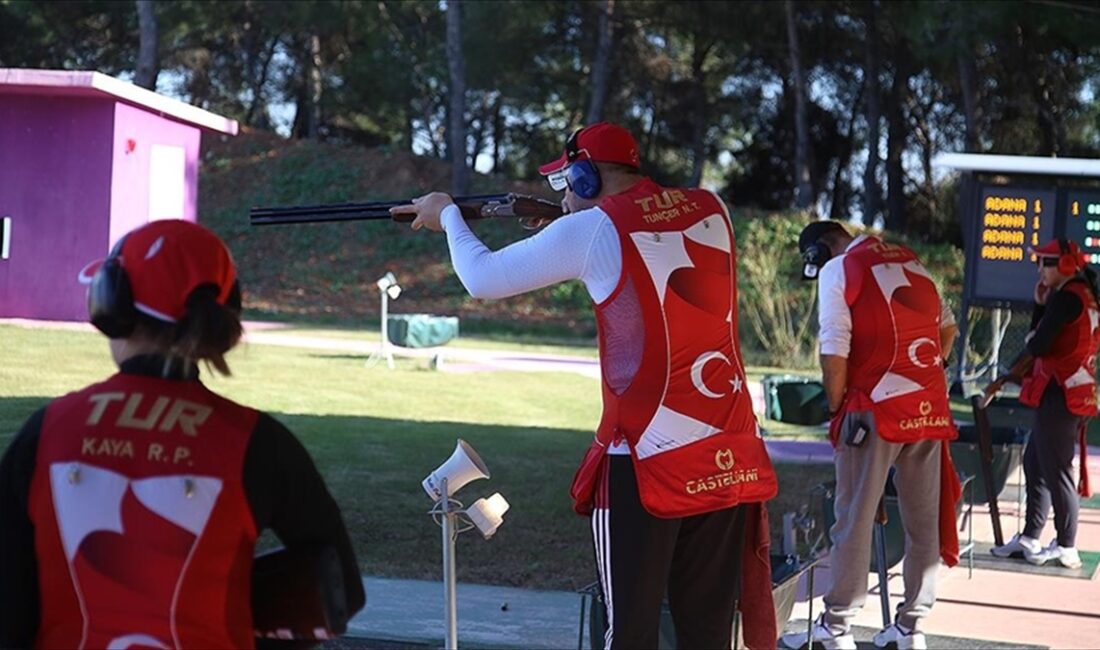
[[933, 153, 1100, 382]]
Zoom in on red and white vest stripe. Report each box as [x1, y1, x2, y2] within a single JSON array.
[[571, 178, 777, 518]]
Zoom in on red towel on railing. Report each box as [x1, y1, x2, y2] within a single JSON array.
[[739, 502, 776, 650], [939, 441, 961, 567], [1079, 420, 1091, 498]]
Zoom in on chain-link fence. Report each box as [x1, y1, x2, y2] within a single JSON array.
[[954, 305, 1035, 394]]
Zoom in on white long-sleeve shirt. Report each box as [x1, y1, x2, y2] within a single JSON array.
[[440, 203, 621, 303], [441, 203, 631, 454]]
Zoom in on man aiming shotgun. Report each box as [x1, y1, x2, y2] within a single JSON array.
[[392, 122, 779, 650]]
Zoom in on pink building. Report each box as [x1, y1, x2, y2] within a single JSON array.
[[0, 69, 238, 321]]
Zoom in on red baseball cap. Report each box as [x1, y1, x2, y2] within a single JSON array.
[[1029, 238, 1075, 257], [1029, 238, 1087, 271], [78, 220, 237, 323], [538, 122, 641, 175]]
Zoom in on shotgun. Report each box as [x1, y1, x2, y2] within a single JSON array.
[[250, 193, 563, 227], [970, 395, 1005, 547]]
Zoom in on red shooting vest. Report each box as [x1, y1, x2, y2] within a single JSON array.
[[570, 178, 777, 519], [1020, 280, 1100, 416], [827, 237, 962, 566], [29, 372, 259, 649], [833, 237, 957, 444]]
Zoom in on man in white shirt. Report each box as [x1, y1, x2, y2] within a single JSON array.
[[784, 220, 960, 650], [391, 123, 778, 650]]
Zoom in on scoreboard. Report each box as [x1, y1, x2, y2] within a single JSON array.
[[1063, 190, 1100, 265], [965, 180, 1100, 306]]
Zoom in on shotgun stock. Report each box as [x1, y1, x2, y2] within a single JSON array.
[[970, 394, 1005, 547]]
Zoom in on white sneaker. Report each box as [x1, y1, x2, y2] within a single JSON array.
[[990, 533, 1041, 558], [872, 622, 926, 649], [780, 616, 856, 650], [1058, 546, 1084, 569], [1026, 539, 1083, 568]]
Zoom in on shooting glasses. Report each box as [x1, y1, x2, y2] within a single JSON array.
[[545, 128, 590, 192]]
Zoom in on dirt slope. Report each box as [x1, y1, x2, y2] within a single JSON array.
[[197, 129, 593, 336]]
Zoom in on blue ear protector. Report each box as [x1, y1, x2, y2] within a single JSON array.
[[565, 129, 602, 200]]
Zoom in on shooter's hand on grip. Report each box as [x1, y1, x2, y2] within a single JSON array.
[[979, 377, 1008, 409], [980, 348, 1035, 408]]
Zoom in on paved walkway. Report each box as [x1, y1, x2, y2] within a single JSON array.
[[350, 577, 585, 649], [783, 471, 1100, 650]]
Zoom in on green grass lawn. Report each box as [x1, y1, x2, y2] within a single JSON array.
[[1, 323, 831, 590]]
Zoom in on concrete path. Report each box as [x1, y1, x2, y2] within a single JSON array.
[[349, 577, 587, 649], [786, 450, 1100, 650]]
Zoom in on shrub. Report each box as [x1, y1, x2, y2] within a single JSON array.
[[732, 210, 819, 368], [730, 210, 966, 369]]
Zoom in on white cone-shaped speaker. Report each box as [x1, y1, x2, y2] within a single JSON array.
[[422, 439, 490, 501], [467, 493, 510, 539]]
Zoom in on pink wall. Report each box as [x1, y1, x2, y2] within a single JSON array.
[[0, 95, 114, 320], [109, 102, 200, 245]]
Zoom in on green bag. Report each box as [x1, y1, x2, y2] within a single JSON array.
[[762, 374, 829, 425], [386, 314, 459, 348]]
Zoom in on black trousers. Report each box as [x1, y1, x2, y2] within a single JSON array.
[[591, 455, 745, 650], [1023, 382, 1082, 547]]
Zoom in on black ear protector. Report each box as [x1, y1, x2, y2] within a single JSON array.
[[564, 128, 602, 200], [88, 235, 139, 339], [801, 241, 832, 281], [1057, 238, 1084, 276]]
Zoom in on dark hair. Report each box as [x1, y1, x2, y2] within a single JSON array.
[[798, 221, 849, 253], [135, 283, 243, 376], [1082, 266, 1100, 306]]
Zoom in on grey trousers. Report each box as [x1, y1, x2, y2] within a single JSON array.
[[822, 412, 943, 633]]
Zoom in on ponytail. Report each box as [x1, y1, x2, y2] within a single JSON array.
[[171, 283, 243, 376]]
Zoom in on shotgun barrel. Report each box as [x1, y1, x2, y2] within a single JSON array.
[[250, 193, 563, 226]]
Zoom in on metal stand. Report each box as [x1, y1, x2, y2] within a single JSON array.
[[871, 499, 888, 629], [365, 286, 395, 369], [806, 563, 816, 650], [431, 478, 462, 650], [441, 485, 458, 649], [963, 474, 976, 579], [1016, 457, 1026, 535], [429, 478, 481, 650]]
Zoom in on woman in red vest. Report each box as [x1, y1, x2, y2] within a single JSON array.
[[987, 238, 1099, 569], [0, 220, 364, 648]]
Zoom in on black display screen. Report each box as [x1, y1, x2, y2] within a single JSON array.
[[968, 185, 1056, 304], [1062, 190, 1100, 267]]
